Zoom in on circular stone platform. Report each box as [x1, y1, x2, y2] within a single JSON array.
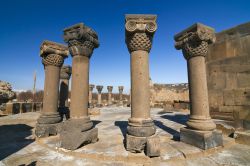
[[1, 107, 250, 166]]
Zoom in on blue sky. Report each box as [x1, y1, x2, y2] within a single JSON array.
[[0, 0, 249, 93]]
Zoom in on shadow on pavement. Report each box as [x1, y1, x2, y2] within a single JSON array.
[[154, 120, 180, 141], [0, 124, 34, 160], [160, 114, 189, 125], [114, 121, 128, 137]]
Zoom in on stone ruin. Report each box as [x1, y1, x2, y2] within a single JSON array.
[[0, 81, 15, 111], [150, 83, 189, 110], [28, 16, 250, 160]]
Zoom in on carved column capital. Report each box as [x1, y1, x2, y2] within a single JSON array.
[[89, 84, 95, 91], [118, 86, 124, 93], [174, 23, 216, 60], [107, 86, 113, 92], [96, 85, 103, 94], [40, 40, 68, 67], [125, 14, 157, 53], [60, 65, 72, 80], [63, 23, 99, 58]]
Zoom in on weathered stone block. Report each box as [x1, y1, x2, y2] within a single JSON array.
[[208, 90, 224, 107], [22, 103, 33, 113], [243, 120, 250, 130], [225, 73, 237, 89], [234, 88, 250, 106], [223, 90, 235, 106], [234, 130, 250, 145], [237, 72, 250, 88], [146, 135, 160, 157], [127, 126, 156, 137], [180, 127, 223, 150], [126, 134, 147, 153], [35, 123, 61, 138], [60, 127, 98, 150], [5, 103, 20, 114]]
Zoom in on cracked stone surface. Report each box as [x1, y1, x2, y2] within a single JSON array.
[[0, 107, 250, 166]]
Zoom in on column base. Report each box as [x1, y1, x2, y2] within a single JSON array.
[[126, 134, 160, 157], [35, 112, 62, 138], [127, 125, 156, 137], [186, 118, 216, 131], [127, 118, 156, 137], [180, 127, 223, 150], [35, 123, 61, 138], [37, 112, 62, 124], [60, 119, 98, 150]]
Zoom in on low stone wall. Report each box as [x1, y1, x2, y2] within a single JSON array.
[[150, 83, 189, 109], [207, 22, 250, 129], [3, 102, 43, 115]]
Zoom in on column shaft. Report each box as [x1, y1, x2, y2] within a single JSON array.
[[131, 50, 150, 119], [188, 56, 210, 119], [59, 79, 69, 108], [43, 66, 60, 114], [70, 56, 89, 118], [97, 93, 102, 105], [108, 93, 112, 105]]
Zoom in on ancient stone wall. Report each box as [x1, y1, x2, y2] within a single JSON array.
[[150, 83, 189, 109], [206, 22, 250, 128]]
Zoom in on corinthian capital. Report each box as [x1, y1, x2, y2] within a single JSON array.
[[118, 86, 124, 93], [40, 40, 68, 67], [174, 23, 216, 60], [96, 85, 103, 93], [63, 23, 99, 57], [60, 65, 72, 80], [89, 84, 95, 91], [125, 14, 157, 53], [107, 86, 113, 92]]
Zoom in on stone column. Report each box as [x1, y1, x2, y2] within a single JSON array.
[[125, 14, 160, 157], [107, 86, 113, 106], [61, 23, 99, 150], [35, 40, 68, 138], [96, 85, 103, 107], [118, 86, 124, 106], [174, 23, 222, 149], [89, 84, 95, 108], [59, 65, 71, 119]]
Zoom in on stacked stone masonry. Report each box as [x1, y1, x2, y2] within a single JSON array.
[[207, 22, 250, 129]]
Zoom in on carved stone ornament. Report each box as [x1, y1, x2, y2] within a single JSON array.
[[174, 23, 216, 60], [40, 40, 68, 67], [63, 23, 99, 57], [60, 65, 72, 80], [125, 14, 157, 53]]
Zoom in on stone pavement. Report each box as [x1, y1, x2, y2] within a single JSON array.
[[0, 107, 250, 166]]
